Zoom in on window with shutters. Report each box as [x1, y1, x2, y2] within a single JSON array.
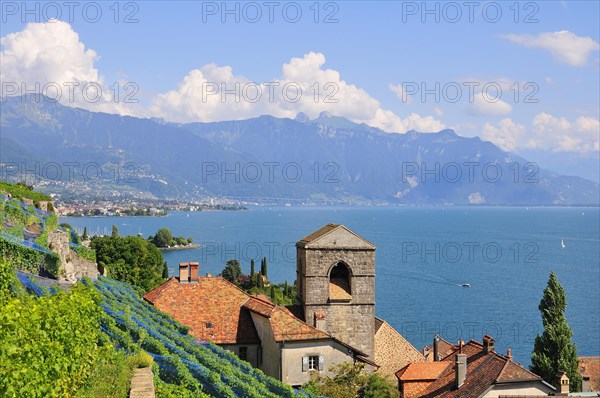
[[303, 355, 324, 372]]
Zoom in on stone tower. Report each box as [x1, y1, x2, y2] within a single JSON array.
[[296, 224, 376, 358]]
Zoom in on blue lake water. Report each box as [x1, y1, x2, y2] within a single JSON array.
[[64, 206, 600, 365]]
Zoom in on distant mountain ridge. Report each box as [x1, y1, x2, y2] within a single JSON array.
[[1, 95, 598, 205]]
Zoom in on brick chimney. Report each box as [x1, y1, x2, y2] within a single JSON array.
[[433, 334, 440, 361], [455, 353, 467, 389], [555, 371, 570, 394], [483, 335, 495, 354], [506, 347, 512, 361], [314, 310, 326, 331], [179, 262, 189, 283], [189, 262, 199, 283]]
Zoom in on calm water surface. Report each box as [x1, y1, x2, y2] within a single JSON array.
[[64, 206, 600, 365]]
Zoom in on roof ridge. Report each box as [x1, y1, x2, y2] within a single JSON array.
[[467, 353, 504, 381]]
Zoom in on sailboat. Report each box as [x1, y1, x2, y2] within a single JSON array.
[[561, 239, 566, 249]]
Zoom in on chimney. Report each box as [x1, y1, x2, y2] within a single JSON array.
[[506, 347, 512, 361], [189, 262, 199, 283], [458, 339, 464, 353], [455, 353, 467, 389], [433, 334, 440, 361], [314, 310, 326, 331], [483, 335, 495, 354], [555, 371, 570, 394], [179, 262, 189, 283]]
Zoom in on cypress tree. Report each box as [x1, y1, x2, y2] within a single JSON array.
[[531, 272, 582, 391], [270, 284, 275, 299], [261, 257, 268, 278], [250, 259, 257, 288], [82, 227, 88, 241], [111, 224, 119, 237]]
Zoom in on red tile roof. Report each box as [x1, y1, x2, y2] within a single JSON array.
[[396, 362, 450, 381], [243, 297, 331, 342], [496, 360, 543, 383], [143, 277, 259, 344], [423, 337, 456, 361], [579, 356, 600, 391], [398, 340, 546, 398], [144, 276, 362, 351]]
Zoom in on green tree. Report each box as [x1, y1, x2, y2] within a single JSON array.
[[111, 224, 119, 237], [302, 363, 396, 398], [221, 259, 242, 284], [260, 257, 268, 278], [257, 273, 264, 289], [82, 227, 88, 241], [152, 227, 174, 248], [531, 272, 582, 391], [91, 236, 167, 292], [250, 259, 256, 287]]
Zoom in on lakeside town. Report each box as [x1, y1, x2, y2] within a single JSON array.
[[1, 1, 599, 396], [1, 181, 598, 397]]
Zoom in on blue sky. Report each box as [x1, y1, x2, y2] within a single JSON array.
[[1, 1, 599, 174]]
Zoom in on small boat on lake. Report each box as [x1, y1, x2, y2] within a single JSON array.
[[461, 283, 471, 288]]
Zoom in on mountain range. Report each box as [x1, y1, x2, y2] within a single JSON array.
[[1, 95, 598, 205]]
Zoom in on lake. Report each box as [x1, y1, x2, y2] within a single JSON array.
[[64, 206, 600, 365]]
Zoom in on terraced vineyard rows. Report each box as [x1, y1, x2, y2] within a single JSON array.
[[90, 276, 313, 398]]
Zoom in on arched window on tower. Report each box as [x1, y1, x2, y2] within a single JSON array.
[[329, 262, 351, 302]]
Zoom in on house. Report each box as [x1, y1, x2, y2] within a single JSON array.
[[295, 223, 425, 377], [143, 262, 373, 387], [423, 334, 456, 362], [143, 224, 424, 385], [396, 335, 556, 397], [578, 356, 600, 392]]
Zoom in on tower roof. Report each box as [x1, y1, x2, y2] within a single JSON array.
[[296, 224, 376, 250]]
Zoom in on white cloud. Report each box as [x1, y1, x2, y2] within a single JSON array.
[[466, 96, 512, 116], [150, 52, 445, 133], [0, 20, 137, 115], [2, 22, 445, 133], [483, 113, 599, 154], [365, 109, 445, 133], [531, 113, 599, 153], [501, 31, 600, 67], [482, 118, 526, 151]]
